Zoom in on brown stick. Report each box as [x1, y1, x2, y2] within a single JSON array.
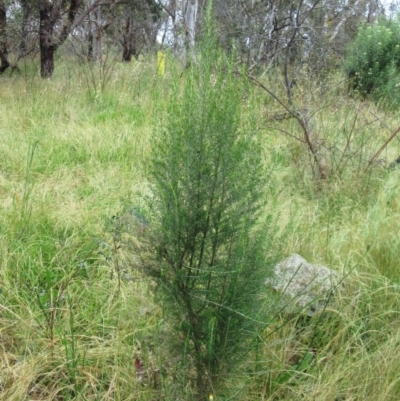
[[363, 126, 400, 175]]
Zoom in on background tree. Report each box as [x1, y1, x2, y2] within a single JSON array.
[[0, 0, 40, 68], [19, 0, 36, 57], [119, 0, 162, 62], [0, 0, 10, 73], [211, 0, 384, 76], [184, 0, 198, 66], [87, 0, 105, 62], [157, 0, 185, 52], [0, 0, 389, 79], [38, 0, 96, 77]]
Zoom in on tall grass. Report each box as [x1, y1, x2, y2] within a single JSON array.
[[1, 55, 400, 400]]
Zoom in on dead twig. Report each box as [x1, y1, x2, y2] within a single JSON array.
[[363, 126, 400, 176], [246, 73, 328, 180]]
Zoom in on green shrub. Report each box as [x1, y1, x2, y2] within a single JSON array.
[[344, 18, 400, 107], [147, 12, 271, 401]]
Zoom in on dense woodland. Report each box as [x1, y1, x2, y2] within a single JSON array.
[[0, 0, 391, 77]]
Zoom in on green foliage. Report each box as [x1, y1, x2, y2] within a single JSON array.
[[344, 18, 400, 107], [4, 33, 400, 401], [148, 15, 270, 399]]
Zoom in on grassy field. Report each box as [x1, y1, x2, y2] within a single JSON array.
[[2, 58, 400, 400]]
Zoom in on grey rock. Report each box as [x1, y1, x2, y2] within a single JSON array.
[[265, 254, 338, 316]]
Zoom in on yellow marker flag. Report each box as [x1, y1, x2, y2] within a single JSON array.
[[157, 51, 166, 76]]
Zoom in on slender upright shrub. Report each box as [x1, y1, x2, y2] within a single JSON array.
[[148, 13, 270, 400]]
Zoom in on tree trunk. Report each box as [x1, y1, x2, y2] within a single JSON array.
[[171, 0, 178, 53], [88, 29, 94, 60], [19, 0, 31, 57], [0, 0, 10, 73], [88, 0, 95, 61], [89, 2, 102, 63], [94, 23, 103, 63], [38, 0, 83, 77], [39, 0, 57, 78], [329, 0, 362, 42], [367, 0, 379, 23], [39, 39, 56, 78], [184, 0, 198, 67], [122, 16, 136, 62]]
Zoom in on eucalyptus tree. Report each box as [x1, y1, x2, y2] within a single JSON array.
[[156, 0, 182, 52], [71, 0, 162, 63], [19, 0, 36, 57], [212, 0, 384, 74], [37, 0, 103, 77], [155, 0, 202, 64], [184, 0, 198, 65], [0, 0, 162, 75], [0, 0, 40, 72], [0, 0, 10, 73], [119, 0, 162, 61]]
